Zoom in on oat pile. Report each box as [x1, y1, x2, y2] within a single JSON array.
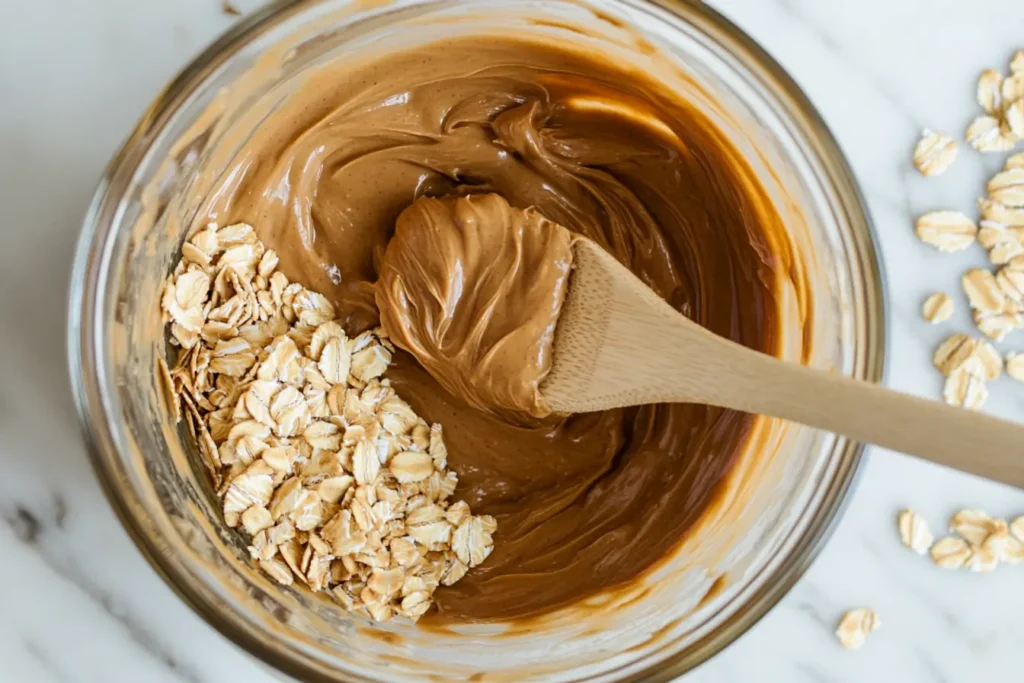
[[912, 50, 1024, 408], [898, 508, 1024, 572], [158, 221, 495, 622]]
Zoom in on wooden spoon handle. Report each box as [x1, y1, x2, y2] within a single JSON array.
[[543, 238, 1024, 488], [702, 340, 1024, 489]]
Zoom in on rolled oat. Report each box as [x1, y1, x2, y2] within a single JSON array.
[[835, 608, 880, 650], [160, 222, 496, 623]]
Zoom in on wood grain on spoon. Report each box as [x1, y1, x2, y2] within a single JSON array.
[[542, 238, 1024, 490]]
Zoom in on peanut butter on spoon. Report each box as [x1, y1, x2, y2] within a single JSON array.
[[376, 193, 575, 423]]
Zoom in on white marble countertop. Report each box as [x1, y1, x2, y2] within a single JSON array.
[[1, 0, 1023, 681]]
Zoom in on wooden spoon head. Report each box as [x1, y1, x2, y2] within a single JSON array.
[[540, 238, 614, 412], [541, 238, 719, 413]]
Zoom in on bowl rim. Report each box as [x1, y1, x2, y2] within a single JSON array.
[[66, 0, 886, 680]]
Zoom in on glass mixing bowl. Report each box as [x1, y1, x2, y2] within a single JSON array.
[[67, 0, 884, 680]]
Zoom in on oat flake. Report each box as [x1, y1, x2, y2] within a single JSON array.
[[930, 536, 972, 569], [950, 508, 1004, 547], [912, 131, 958, 176], [914, 211, 977, 252], [1006, 352, 1024, 382], [921, 293, 954, 324], [898, 509, 933, 554], [1010, 516, 1024, 542], [943, 370, 988, 410], [977, 69, 1004, 115], [835, 608, 880, 650], [967, 115, 1017, 153], [933, 334, 978, 376]]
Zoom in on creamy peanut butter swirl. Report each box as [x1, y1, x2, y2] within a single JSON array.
[[196, 35, 786, 622], [377, 194, 573, 423]]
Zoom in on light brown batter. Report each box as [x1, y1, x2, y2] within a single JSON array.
[[377, 194, 574, 423], [196, 35, 787, 622]]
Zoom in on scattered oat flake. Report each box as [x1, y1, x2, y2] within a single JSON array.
[[835, 608, 880, 650], [949, 509, 1002, 547], [1006, 99, 1024, 139], [943, 370, 988, 410], [980, 221, 1012, 248], [1006, 352, 1024, 382], [931, 536, 972, 569], [979, 197, 1024, 227], [988, 168, 1024, 207], [967, 115, 1017, 153], [1009, 50, 1024, 75], [1010, 516, 1024, 542], [912, 131, 958, 176], [898, 509, 933, 554], [977, 70, 1003, 115], [914, 211, 977, 252], [972, 340, 1003, 381], [990, 239, 1024, 264], [974, 311, 1020, 341], [933, 333, 978, 376], [966, 544, 1000, 573], [921, 293, 953, 324], [983, 528, 1024, 565], [997, 266, 1023, 303], [999, 262, 1023, 292], [933, 334, 996, 406], [962, 268, 1006, 314], [1003, 72, 1024, 105]]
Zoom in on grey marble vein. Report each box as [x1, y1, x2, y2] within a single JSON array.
[[23, 637, 71, 683], [794, 661, 843, 683], [6, 506, 41, 544], [770, 0, 924, 131], [53, 494, 67, 530], [795, 600, 832, 630], [1, 508, 208, 683], [915, 648, 952, 683]]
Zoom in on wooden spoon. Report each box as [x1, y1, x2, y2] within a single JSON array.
[[542, 238, 1024, 489]]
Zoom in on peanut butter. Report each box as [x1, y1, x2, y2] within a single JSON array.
[[195, 34, 785, 623], [377, 194, 574, 423]]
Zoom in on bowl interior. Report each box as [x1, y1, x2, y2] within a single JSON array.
[[68, 0, 882, 680]]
